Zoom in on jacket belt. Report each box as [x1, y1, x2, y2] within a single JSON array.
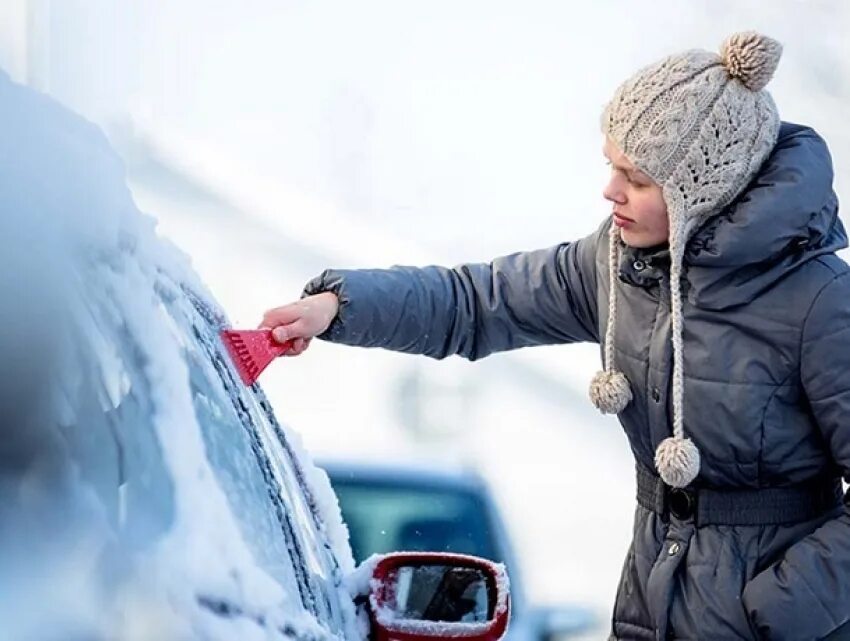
[[636, 462, 844, 527]]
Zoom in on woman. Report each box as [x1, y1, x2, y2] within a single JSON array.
[[260, 32, 850, 640]]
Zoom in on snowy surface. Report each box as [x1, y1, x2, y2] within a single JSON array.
[[345, 554, 385, 600], [0, 70, 360, 641]]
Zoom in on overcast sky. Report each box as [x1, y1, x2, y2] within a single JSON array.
[[28, 0, 850, 263]]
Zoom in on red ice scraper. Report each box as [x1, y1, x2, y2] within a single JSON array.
[[220, 329, 294, 386]]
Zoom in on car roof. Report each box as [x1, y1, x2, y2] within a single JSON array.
[[317, 458, 491, 495]]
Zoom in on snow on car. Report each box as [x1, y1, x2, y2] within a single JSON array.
[[0, 69, 508, 641]]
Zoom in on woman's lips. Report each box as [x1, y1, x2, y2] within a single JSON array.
[[613, 212, 634, 227]]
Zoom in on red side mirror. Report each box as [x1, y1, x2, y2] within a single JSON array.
[[367, 552, 510, 641]]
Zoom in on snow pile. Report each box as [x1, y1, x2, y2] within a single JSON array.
[[345, 554, 385, 600], [0, 69, 359, 641]]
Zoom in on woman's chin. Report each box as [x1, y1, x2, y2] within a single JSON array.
[[619, 228, 665, 249], [618, 228, 644, 247]]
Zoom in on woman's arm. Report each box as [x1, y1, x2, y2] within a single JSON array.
[[299, 219, 609, 360]]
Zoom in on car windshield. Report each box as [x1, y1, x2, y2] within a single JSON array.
[[329, 478, 499, 564], [161, 281, 352, 637]]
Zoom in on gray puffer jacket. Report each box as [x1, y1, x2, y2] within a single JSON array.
[[304, 123, 850, 641]]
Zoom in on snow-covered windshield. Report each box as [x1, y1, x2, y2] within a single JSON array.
[[0, 69, 359, 641], [175, 284, 354, 632]]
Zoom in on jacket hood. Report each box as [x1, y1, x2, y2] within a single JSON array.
[[683, 122, 846, 310]]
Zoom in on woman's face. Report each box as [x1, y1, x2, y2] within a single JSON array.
[[602, 137, 669, 248]]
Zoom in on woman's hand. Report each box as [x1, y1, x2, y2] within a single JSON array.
[[258, 292, 339, 357]]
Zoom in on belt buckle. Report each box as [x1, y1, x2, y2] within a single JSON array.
[[667, 486, 697, 521]]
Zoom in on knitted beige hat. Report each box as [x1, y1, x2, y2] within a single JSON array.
[[591, 32, 783, 487]]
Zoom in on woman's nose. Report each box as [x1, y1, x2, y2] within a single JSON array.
[[603, 177, 625, 204]]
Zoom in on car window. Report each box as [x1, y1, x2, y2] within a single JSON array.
[[177, 285, 349, 637], [328, 478, 500, 564]]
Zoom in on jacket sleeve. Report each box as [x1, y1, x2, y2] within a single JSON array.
[[742, 269, 850, 640], [300, 220, 608, 360]]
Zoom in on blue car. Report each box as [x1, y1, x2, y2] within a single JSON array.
[[321, 460, 597, 641]]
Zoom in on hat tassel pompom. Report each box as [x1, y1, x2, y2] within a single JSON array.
[[589, 368, 632, 414], [655, 436, 700, 488]]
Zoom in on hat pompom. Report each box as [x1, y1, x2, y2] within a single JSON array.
[[589, 369, 632, 414], [655, 437, 700, 488], [719, 31, 782, 92]]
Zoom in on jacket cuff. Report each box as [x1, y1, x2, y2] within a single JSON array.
[[301, 269, 348, 341]]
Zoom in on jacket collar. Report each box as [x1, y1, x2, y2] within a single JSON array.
[[619, 242, 670, 288], [683, 122, 846, 309]]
